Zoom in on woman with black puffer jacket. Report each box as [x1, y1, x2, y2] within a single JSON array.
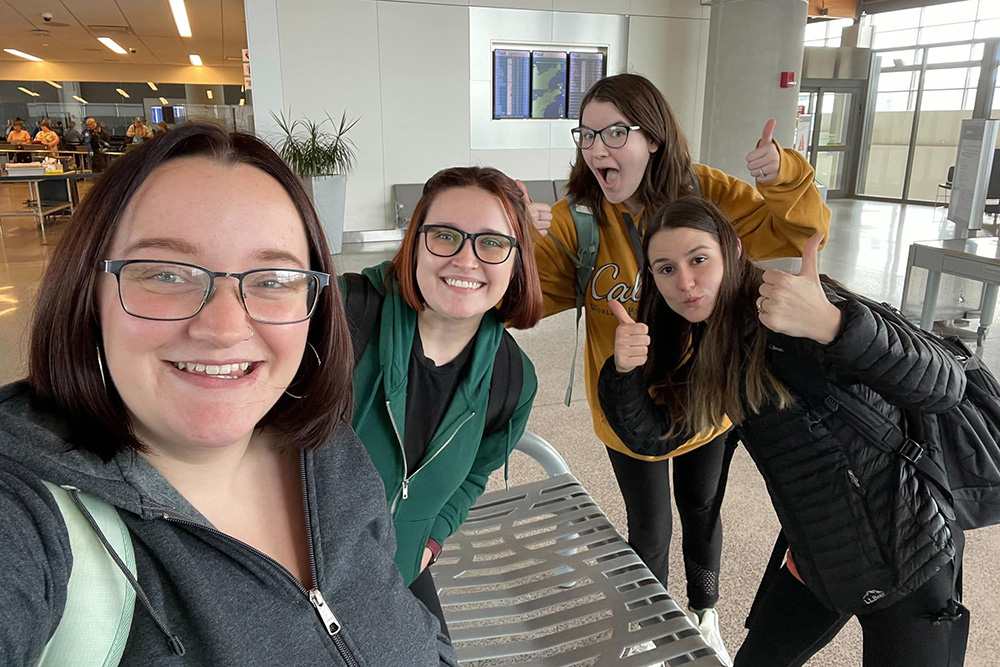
[[597, 196, 969, 667]]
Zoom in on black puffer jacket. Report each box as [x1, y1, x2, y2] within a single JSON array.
[[598, 291, 966, 615]]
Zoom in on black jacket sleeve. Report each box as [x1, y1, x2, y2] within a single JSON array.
[[597, 356, 697, 457], [816, 296, 966, 413]]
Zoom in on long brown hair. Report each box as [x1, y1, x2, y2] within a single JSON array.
[[391, 166, 542, 329], [29, 123, 354, 459], [638, 197, 791, 436], [566, 73, 698, 226]]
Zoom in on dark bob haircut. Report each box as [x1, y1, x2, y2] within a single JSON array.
[[28, 123, 354, 459], [390, 166, 542, 329]]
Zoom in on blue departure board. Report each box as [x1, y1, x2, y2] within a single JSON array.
[[568, 52, 605, 119], [493, 50, 530, 119], [531, 51, 567, 119]]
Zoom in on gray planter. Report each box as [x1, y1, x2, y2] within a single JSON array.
[[302, 175, 347, 255]]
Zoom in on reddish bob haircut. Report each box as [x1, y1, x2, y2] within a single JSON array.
[[28, 123, 354, 460], [390, 166, 542, 329]]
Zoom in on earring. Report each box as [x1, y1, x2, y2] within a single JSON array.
[[284, 341, 322, 400], [96, 344, 108, 392]]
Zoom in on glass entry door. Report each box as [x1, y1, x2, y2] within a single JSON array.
[[800, 86, 864, 198]]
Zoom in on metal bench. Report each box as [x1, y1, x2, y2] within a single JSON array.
[[433, 432, 724, 666]]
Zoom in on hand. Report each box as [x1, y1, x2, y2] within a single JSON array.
[[516, 180, 553, 236], [757, 233, 841, 344], [419, 547, 433, 573], [609, 298, 650, 373], [745, 119, 781, 184]]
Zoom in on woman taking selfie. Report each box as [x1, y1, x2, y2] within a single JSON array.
[[0, 125, 456, 666], [598, 197, 968, 666]]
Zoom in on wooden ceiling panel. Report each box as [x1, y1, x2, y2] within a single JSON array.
[[808, 0, 858, 19]]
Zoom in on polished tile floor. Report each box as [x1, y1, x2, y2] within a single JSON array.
[[1, 197, 997, 665]]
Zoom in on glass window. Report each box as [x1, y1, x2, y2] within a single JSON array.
[[923, 67, 977, 90], [805, 22, 828, 42], [872, 8, 921, 30], [920, 89, 965, 111], [815, 152, 844, 190], [874, 29, 919, 50], [877, 71, 918, 92], [861, 109, 914, 199], [975, 18, 1000, 39], [980, 0, 1000, 20], [875, 91, 915, 112], [972, 43, 985, 60], [918, 23, 975, 45], [880, 48, 920, 67], [926, 44, 973, 64], [922, 0, 978, 26]]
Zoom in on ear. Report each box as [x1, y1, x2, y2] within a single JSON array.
[[736, 238, 743, 259], [648, 138, 660, 154]]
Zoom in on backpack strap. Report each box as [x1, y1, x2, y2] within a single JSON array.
[[37, 482, 135, 667], [343, 273, 382, 367], [484, 330, 523, 436], [550, 199, 599, 406]]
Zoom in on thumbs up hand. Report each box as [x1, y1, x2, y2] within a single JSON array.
[[609, 298, 651, 373], [745, 119, 782, 184], [516, 180, 553, 237], [757, 233, 842, 344]]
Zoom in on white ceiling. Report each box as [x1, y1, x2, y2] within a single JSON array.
[[0, 0, 247, 67]]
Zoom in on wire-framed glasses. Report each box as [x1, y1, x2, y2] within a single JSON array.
[[100, 259, 330, 324], [571, 123, 642, 150], [420, 224, 519, 265]]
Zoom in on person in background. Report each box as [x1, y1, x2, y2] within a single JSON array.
[[156, 121, 170, 135], [0, 123, 458, 666], [6, 119, 31, 145], [82, 117, 110, 172], [34, 119, 60, 151], [126, 116, 154, 144], [63, 121, 82, 145], [517, 73, 830, 664], [599, 197, 968, 667]]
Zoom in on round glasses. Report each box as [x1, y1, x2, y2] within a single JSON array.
[[100, 259, 330, 324], [420, 224, 518, 265], [571, 123, 642, 150]]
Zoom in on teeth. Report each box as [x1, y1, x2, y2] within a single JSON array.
[[173, 361, 253, 377], [445, 278, 483, 290]]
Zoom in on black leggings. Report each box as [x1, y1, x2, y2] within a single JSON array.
[[606, 431, 734, 610], [735, 558, 969, 667], [409, 567, 451, 639]]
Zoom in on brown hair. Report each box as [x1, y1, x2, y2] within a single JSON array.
[[638, 197, 791, 436], [40, 119, 51, 129], [28, 123, 354, 460], [390, 166, 542, 329], [566, 73, 698, 226]]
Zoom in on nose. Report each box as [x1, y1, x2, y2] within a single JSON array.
[[450, 238, 480, 268], [589, 138, 609, 159], [675, 267, 696, 293], [187, 278, 253, 347]]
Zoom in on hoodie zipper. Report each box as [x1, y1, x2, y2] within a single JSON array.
[[162, 453, 360, 667], [386, 400, 475, 514]]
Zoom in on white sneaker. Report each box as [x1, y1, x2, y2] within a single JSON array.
[[625, 639, 663, 666], [688, 607, 733, 666]]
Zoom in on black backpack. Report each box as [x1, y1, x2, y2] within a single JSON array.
[[342, 273, 523, 436], [802, 278, 1000, 531]]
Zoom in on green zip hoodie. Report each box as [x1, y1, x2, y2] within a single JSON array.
[[346, 263, 537, 585]]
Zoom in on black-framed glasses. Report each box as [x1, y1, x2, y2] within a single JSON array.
[[100, 259, 330, 324], [571, 123, 642, 150], [420, 224, 519, 265]]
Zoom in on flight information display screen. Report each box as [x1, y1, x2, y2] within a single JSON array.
[[568, 52, 605, 119], [530, 51, 567, 119], [493, 50, 531, 119]]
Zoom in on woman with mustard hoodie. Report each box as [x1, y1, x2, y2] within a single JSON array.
[[518, 73, 830, 664], [345, 167, 541, 638]]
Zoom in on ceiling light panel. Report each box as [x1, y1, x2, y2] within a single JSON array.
[[148, 82, 158, 91], [98, 37, 127, 55], [189, 54, 203, 66], [4, 49, 42, 61], [169, 0, 193, 38]]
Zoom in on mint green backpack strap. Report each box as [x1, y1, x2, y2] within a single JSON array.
[[550, 199, 600, 406], [36, 482, 136, 667]]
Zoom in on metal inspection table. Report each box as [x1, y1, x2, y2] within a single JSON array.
[[0, 171, 99, 244], [900, 237, 1000, 345]]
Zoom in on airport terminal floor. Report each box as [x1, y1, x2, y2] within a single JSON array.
[[1, 195, 998, 665]]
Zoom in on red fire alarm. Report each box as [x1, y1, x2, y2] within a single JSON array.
[[781, 71, 797, 88]]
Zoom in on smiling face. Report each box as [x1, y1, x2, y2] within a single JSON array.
[[414, 186, 517, 325], [647, 227, 731, 324], [97, 156, 311, 456], [579, 99, 659, 212]]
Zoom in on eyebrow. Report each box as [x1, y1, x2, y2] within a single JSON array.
[[650, 246, 711, 267], [122, 238, 307, 269], [428, 222, 512, 237]]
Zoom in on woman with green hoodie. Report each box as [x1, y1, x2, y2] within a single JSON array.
[[344, 167, 542, 636]]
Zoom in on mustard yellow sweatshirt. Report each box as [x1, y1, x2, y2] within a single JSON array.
[[533, 147, 831, 460]]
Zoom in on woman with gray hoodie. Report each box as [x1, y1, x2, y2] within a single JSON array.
[[0, 124, 457, 666]]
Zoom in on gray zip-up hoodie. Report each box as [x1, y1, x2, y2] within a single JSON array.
[[0, 381, 458, 666]]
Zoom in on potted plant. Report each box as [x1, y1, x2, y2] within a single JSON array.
[[272, 110, 359, 254]]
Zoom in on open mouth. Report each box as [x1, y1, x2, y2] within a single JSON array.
[[443, 277, 484, 290], [597, 167, 620, 187], [170, 361, 258, 380]]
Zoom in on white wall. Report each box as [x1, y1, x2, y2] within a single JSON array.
[[246, 0, 711, 232]]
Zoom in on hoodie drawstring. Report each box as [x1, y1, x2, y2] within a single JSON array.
[[66, 487, 186, 656]]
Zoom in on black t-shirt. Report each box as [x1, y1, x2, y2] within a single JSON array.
[[403, 330, 477, 477]]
